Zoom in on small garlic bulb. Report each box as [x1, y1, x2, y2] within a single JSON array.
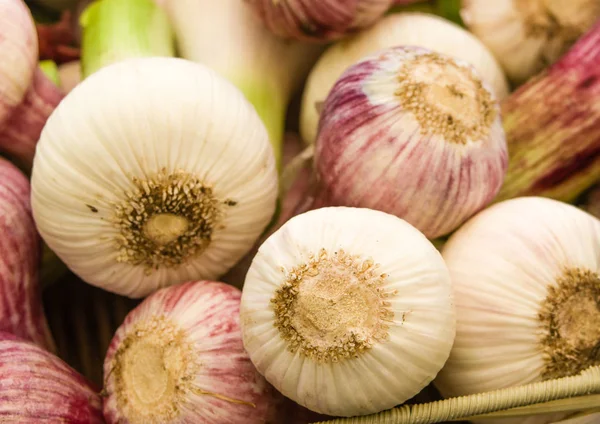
[[313, 45, 508, 239], [103, 280, 281, 424], [461, 0, 600, 84], [435, 196, 600, 424], [240, 206, 456, 417], [244, 0, 394, 42], [31, 57, 278, 298]]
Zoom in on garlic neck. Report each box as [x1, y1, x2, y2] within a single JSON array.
[[272, 248, 396, 363], [539, 268, 600, 380]]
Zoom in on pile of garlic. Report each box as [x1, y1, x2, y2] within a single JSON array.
[[1, 0, 599, 423]]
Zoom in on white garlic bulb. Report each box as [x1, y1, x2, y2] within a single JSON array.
[[435, 196, 600, 424], [461, 0, 600, 84], [240, 206, 456, 417], [31, 57, 278, 298]]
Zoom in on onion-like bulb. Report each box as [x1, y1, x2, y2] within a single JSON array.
[[31, 57, 278, 298], [435, 196, 600, 424], [312, 45, 508, 239]]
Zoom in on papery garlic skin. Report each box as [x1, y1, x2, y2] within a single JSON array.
[[31, 57, 278, 298], [300, 12, 510, 145], [461, 0, 600, 84], [435, 197, 600, 424], [103, 281, 280, 424], [244, 0, 394, 42], [0, 158, 55, 352], [313, 46, 507, 239], [241, 206, 456, 417], [0, 331, 104, 423]]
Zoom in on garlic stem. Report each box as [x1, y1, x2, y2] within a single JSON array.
[[159, 0, 324, 169], [80, 0, 175, 78], [495, 20, 600, 203]]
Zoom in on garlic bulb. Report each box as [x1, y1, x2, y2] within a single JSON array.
[[461, 0, 600, 84], [31, 57, 278, 298], [312, 45, 508, 239], [80, 0, 175, 79], [435, 196, 600, 424], [244, 0, 394, 42], [240, 206, 456, 417], [103, 280, 281, 424], [0, 331, 104, 423], [300, 12, 510, 145]]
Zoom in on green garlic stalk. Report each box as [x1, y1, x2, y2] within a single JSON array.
[[158, 0, 324, 169], [80, 0, 175, 78]]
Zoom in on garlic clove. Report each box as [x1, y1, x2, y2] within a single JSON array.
[[0, 158, 55, 352], [102, 280, 281, 424], [300, 12, 510, 145], [0, 331, 104, 423], [31, 57, 278, 298], [461, 0, 600, 85], [240, 206, 456, 417], [435, 196, 600, 424], [244, 0, 394, 43], [312, 45, 508, 239]]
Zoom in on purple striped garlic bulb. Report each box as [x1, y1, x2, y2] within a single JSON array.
[[102, 280, 281, 424], [0, 331, 104, 422], [0, 158, 55, 352], [313, 45, 508, 239], [243, 0, 394, 42]]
